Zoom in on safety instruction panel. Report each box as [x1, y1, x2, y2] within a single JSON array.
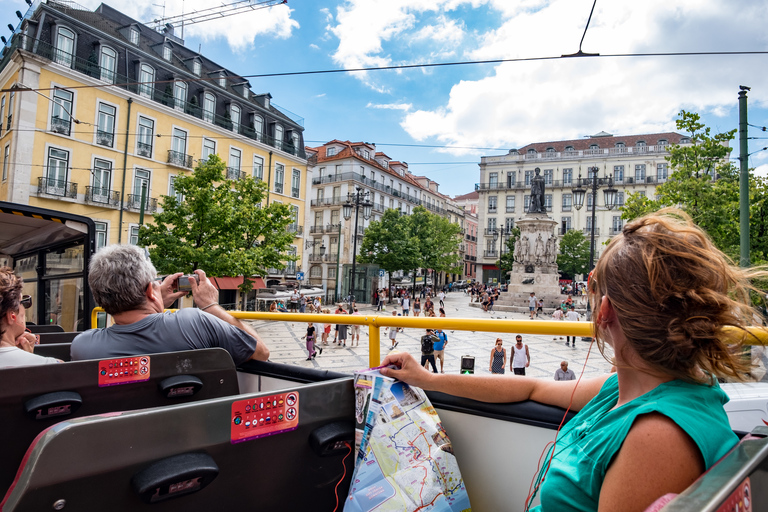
[[98, 356, 150, 387], [230, 392, 299, 444]]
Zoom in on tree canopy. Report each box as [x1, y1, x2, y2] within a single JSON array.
[[139, 154, 296, 298], [495, 227, 521, 280], [557, 229, 590, 280]]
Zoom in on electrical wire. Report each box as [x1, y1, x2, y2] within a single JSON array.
[[332, 442, 353, 512]]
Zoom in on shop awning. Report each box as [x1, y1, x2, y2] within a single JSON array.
[[211, 277, 266, 290], [482, 264, 499, 270]]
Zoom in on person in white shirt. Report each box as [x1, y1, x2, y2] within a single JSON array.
[[565, 305, 580, 346], [388, 311, 402, 350], [401, 295, 410, 316], [438, 291, 446, 308]]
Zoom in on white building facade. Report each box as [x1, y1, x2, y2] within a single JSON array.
[[476, 131, 690, 283]]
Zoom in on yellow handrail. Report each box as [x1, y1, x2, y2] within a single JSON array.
[[90, 308, 768, 368]]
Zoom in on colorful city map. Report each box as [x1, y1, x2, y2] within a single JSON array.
[[346, 369, 471, 512]]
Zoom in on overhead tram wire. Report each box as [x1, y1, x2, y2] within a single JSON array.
[[3, 50, 768, 95], [150, 0, 285, 29]]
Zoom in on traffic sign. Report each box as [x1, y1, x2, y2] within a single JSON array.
[[296, 271, 304, 281], [378, 270, 385, 277]]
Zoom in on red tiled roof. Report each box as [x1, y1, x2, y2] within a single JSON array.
[[454, 191, 479, 201], [516, 132, 685, 153]]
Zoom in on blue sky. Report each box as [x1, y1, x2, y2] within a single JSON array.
[[6, 0, 768, 197]]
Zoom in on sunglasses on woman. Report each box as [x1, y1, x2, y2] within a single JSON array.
[[20, 295, 32, 309]]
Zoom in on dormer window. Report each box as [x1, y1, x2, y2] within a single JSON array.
[[615, 142, 625, 148], [680, 137, 691, 144], [546, 147, 555, 153], [192, 59, 201, 76], [326, 147, 337, 157], [564, 146, 574, 152], [263, 96, 270, 109], [658, 139, 668, 146], [163, 45, 172, 61], [218, 73, 226, 88], [637, 140, 646, 146], [589, 144, 599, 150], [527, 148, 537, 154], [129, 27, 139, 45], [242, 88, 248, 100], [230, 104, 240, 133]]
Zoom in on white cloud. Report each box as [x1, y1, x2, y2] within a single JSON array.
[[314, 93, 327, 98], [399, 0, 768, 153], [75, 0, 298, 51], [754, 164, 768, 177], [310, 43, 320, 50], [412, 15, 465, 46], [366, 102, 412, 111]]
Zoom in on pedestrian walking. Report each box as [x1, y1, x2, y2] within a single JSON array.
[[289, 289, 300, 312], [413, 298, 421, 317], [388, 311, 402, 350], [554, 361, 576, 381], [301, 322, 322, 360], [420, 329, 439, 373], [333, 304, 344, 343], [401, 295, 410, 316], [489, 338, 506, 374], [299, 294, 306, 313], [565, 305, 580, 346], [528, 292, 537, 319], [438, 290, 446, 308], [434, 329, 448, 373], [351, 307, 361, 346], [511, 335, 530, 375]]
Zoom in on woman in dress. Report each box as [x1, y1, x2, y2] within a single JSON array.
[[489, 338, 506, 374], [413, 298, 422, 317], [381, 209, 763, 512]]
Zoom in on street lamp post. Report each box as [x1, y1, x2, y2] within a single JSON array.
[[492, 228, 499, 283], [572, 166, 618, 321], [342, 186, 372, 313]]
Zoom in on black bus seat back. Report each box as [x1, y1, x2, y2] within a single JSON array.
[[2, 377, 355, 511], [0, 348, 239, 495]]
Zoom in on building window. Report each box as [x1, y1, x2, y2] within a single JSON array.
[[524, 195, 530, 211], [137, 117, 154, 158], [487, 217, 496, 231], [545, 194, 552, 211], [562, 193, 572, 211], [192, 59, 201, 76], [92, 158, 112, 201], [326, 147, 337, 157], [587, 191, 595, 209], [218, 73, 226, 88], [274, 124, 284, 150], [488, 172, 498, 188], [95, 221, 108, 249], [561, 216, 571, 234], [0, 96, 5, 137], [253, 115, 263, 140], [253, 156, 263, 180], [171, 128, 188, 164], [169, 175, 183, 202], [616, 192, 624, 207], [564, 145, 574, 152], [55, 26, 75, 66], [96, 102, 115, 147], [129, 225, 140, 245], [291, 132, 300, 153], [543, 169, 553, 185], [658, 139, 668, 146], [163, 45, 172, 61], [2, 144, 9, 181], [488, 196, 497, 212], [45, 147, 69, 196], [635, 164, 646, 182], [173, 81, 187, 110], [230, 104, 240, 133], [201, 138, 216, 163], [310, 266, 322, 278], [51, 88, 73, 135], [524, 170, 533, 186], [129, 27, 139, 45], [562, 168, 572, 185], [291, 169, 300, 198], [203, 92, 215, 123], [506, 171, 515, 187], [657, 163, 668, 181], [328, 267, 336, 279], [505, 195, 515, 212], [504, 218, 514, 232], [612, 216, 623, 234], [138, 63, 154, 98], [100, 46, 117, 83], [228, 148, 241, 178], [275, 163, 285, 193], [6, 92, 12, 131], [614, 165, 624, 182]]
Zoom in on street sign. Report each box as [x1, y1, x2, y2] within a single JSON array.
[[296, 271, 304, 281], [378, 270, 385, 278]]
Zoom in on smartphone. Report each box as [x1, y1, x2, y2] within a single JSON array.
[[176, 274, 199, 292]]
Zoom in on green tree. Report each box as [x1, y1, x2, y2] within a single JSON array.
[[557, 230, 590, 280], [496, 227, 521, 280], [358, 209, 420, 296], [408, 206, 462, 289], [139, 154, 296, 306]]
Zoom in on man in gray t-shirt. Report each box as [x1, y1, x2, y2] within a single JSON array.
[[71, 245, 268, 364]]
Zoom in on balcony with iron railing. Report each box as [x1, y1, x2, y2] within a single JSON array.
[[610, 227, 623, 236], [4, 35, 307, 159], [308, 253, 324, 262], [168, 150, 193, 168], [136, 142, 152, 158], [484, 228, 498, 236], [37, 177, 77, 198], [324, 254, 339, 262], [488, 206, 497, 213], [287, 224, 304, 236], [226, 167, 246, 180], [126, 194, 158, 213], [483, 250, 498, 258], [325, 223, 341, 233], [50, 116, 71, 136], [582, 227, 600, 236], [291, 187, 300, 198], [96, 130, 114, 147], [274, 182, 284, 194], [309, 225, 324, 234], [84, 186, 119, 206], [311, 197, 345, 207]]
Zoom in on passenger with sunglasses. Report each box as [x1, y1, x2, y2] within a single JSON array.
[[381, 209, 762, 512], [0, 267, 61, 367]]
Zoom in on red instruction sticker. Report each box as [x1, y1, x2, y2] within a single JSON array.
[[230, 392, 299, 444], [98, 356, 150, 387]]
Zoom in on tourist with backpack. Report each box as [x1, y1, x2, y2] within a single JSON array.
[[420, 328, 439, 373]]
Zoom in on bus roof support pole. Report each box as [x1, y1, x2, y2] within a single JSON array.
[[739, 87, 750, 267], [118, 98, 133, 243]]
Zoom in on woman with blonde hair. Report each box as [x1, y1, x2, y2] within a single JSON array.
[[381, 209, 763, 512]]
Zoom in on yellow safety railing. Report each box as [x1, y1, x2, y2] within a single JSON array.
[[91, 308, 768, 368]]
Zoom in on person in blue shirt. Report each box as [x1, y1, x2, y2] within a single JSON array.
[[433, 329, 448, 373], [381, 209, 762, 512]]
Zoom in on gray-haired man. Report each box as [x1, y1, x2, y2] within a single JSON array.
[[71, 244, 269, 364]]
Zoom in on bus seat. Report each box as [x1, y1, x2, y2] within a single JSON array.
[[36, 332, 79, 345], [33, 343, 71, 361], [25, 325, 65, 333], [0, 348, 240, 495], [1, 378, 355, 511], [644, 426, 768, 511]]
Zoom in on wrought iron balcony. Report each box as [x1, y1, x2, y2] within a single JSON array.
[[291, 187, 300, 198], [308, 253, 324, 262], [274, 182, 284, 194], [582, 227, 600, 236], [85, 186, 120, 206], [136, 142, 152, 158], [226, 167, 246, 180], [50, 116, 71, 136], [168, 150, 193, 168], [483, 250, 498, 258], [325, 223, 341, 233], [96, 130, 114, 147], [287, 224, 304, 236], [309, 225, 324, 234], [126, 194, 158, 213], [324, 254, 339, 262], [37, 177, 77, 198]]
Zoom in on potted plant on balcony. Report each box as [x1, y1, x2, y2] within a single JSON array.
[[186, 96, 201, 118]]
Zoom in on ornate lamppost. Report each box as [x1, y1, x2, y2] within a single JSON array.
[[572, 166, 618, 320], [342, 186, 372, 313]]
